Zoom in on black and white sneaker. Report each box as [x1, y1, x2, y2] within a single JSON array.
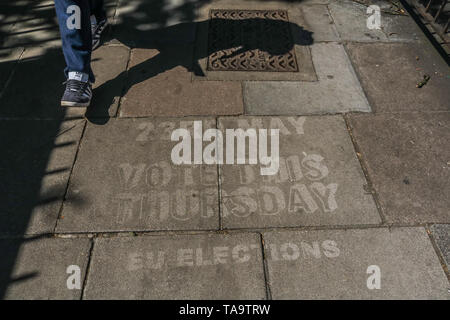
[[61, 79, 92, 108], [92, 18, 108, 51]]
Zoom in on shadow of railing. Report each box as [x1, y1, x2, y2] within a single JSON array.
[[0, 0, 309, 299]]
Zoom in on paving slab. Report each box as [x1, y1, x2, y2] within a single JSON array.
[[119, 47, 243, 117], [111, 0, 197, 48], [263, 227, 449, 299], [0, 47, 67, 119], [244, 43, 371, 115], [381, 11, 424, 42], [430, 224, 450, 268], [218, 116, 381, 229], [346, 42, 450, 113], [0, 0, 61, 50], [0, 47, 23, 93], [0, 119, 84, 235], [0, 3, 18, 43], [0, 237, 91, 299], [328, 0, 422, 42], [85, 45, 130, 118], [299, 4, 339, 42], [84, 233, 266, 299], [348, 112, 450, 224], [57, 118, 220, 233], [202, 0, 331, 9]]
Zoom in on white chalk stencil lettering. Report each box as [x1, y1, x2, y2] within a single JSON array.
[[110, 118, 337, 223], [127, 240, 340, 271], [109, 119, 219, 224], [222, 154, 338, 218]]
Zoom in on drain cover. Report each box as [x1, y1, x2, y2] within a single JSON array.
[[207, 9, 299, 72]]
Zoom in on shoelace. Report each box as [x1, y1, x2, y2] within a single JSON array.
[[64, 80, 89, 94], [93, 20, 107, 35]]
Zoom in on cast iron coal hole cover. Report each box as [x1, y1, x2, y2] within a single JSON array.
[[207, 9, 299, 72]]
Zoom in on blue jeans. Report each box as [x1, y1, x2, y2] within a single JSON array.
[[54, 0, 106, 83]]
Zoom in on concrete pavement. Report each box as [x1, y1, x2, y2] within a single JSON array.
[[0, 0, 448, 299]]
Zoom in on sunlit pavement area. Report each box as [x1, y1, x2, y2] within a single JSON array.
[[0, 0, 449, 299]]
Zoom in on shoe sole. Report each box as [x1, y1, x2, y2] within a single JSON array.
[[61, 101, 90, 108]]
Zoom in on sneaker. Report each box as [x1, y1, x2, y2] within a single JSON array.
[[92, 18, 108, 51], [61, 79, 92, 108]]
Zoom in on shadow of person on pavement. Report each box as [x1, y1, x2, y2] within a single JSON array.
[[0, 0, 311, 298], [86, 7, 313, 123]]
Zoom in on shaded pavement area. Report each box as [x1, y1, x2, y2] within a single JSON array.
[[0, 0, 449, 299]]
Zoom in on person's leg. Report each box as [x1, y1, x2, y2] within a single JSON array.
[[89, 0, 108, 50], [90, 0, 106, 22], [54, 0, 94, 83], [55, 0, 94, 107]]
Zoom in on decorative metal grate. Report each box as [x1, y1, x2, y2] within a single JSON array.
[[207, 9, 299, 72]]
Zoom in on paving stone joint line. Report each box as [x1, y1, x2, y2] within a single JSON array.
[[53, 121, 88, 232], [343, 114, 387, 224], [424, 225, 450, 281], [80, 238, 95, 300]]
